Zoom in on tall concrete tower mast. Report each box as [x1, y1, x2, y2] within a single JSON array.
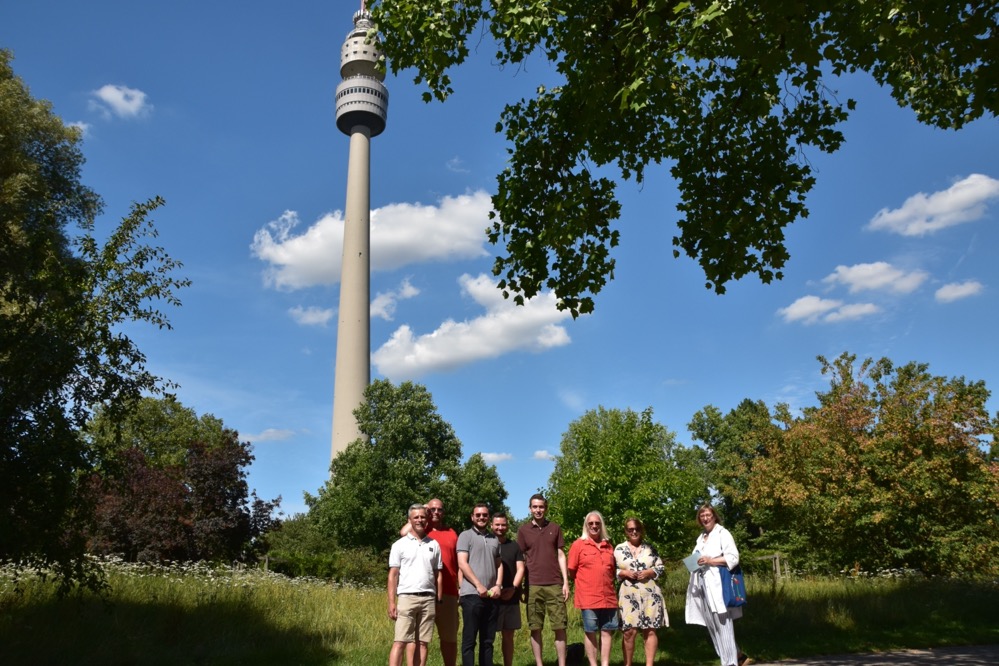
[[330, 4, 388, 463]]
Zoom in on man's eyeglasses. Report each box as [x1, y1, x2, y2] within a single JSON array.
[[586, 521, 602, 526], [473, 513, 490, 518], [427, 508, 443, 513]]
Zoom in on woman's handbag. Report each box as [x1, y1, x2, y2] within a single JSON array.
[[719, 565, 747, 607]]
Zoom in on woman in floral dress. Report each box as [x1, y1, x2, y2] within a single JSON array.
[[614, 517, 667, 666]]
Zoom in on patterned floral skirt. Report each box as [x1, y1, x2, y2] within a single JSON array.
[[618, 581, 668, 630]]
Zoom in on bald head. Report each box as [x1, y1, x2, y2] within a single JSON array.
[[426, 498, 445, 528]]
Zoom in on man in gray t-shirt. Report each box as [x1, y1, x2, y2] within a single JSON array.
[[456, 503, 503, 666]]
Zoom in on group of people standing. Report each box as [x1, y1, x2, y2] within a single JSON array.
[[389, 494, 569, 666], [387, 497, 746, 666]]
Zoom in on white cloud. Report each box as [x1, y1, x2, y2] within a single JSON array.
[[823, 303, 882, 323], [242, 428, 295, 443], [288, 305, 335, 327], [371, 278, 421, 321], [822, 262, 928, 294], [935, 280, 984, 303], [250, 191, 492, 290], [89, 84, 152, 118], [446, 156, 470, 173], [372, 273, 573, 380], [480, 452, 513, 463], [777, 296, 880, 325], [777, 296, 843, 324], [557, 388, 586, 411], [867, 174, 999, 236], [533, 450, 554, 461], [67, 121, 91, 138], [250, 211, 337, 289]]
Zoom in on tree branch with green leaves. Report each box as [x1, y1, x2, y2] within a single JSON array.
[[370, 0, 997, 316]]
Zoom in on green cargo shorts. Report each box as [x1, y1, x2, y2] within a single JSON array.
[[525, 584, 568, 631]]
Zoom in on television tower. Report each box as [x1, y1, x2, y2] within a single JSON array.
[[330, 3, 388, 463]]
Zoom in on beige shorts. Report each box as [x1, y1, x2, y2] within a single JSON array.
[[435, 594, 459, 642], [394, 594, 436, 644]]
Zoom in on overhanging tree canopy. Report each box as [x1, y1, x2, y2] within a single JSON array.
[[370, 0, 997, 316]]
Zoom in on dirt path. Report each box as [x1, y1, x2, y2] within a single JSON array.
[[747, 644, 999, 666]]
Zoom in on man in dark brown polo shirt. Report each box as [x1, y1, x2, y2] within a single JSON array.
[[516, 494, 569, 666]]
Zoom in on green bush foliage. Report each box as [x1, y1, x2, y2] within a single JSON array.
[[266, 547, 386, 587]]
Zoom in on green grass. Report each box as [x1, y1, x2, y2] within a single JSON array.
[[1, 560, 996, 665]]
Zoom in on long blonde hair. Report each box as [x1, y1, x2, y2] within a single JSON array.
[[580, 511, 610, 542]]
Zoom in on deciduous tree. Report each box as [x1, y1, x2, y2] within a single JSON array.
[[546, 407, 707, 557], [85, 398, 280, 562], [87, 396, 227, 472], [444, 452, 510, 531], [748, 353, 999, 575], [1, 50, 189, 586], [86, 447, 191, 562], [309, 380, 509, 551], [370, 1, 997, 316], [688, 398, 780, 543]]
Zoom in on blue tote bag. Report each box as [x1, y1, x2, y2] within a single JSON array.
[[719, 565, 747, 607]]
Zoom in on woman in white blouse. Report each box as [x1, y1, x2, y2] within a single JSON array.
[[684, 504, 747, 666]]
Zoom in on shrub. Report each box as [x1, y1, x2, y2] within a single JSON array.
[[267, 546, 386, 586]]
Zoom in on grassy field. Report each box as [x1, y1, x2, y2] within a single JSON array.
[[1, 559, 996, 665]]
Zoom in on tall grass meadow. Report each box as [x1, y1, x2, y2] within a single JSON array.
[[1, 558, 996, 665]]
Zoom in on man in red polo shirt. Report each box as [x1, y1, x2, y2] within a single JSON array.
[[402, 498, 460, 666]]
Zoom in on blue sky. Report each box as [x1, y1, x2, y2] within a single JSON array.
[[4, 2, 998, 520]]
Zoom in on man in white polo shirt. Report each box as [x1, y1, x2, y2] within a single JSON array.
[[389, 504, 443, 666]]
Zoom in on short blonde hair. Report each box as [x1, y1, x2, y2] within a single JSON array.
[[581, 511, 610, 541]]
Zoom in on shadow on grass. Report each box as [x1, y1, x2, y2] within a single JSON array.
[[1, 596, 343, 666], [660, 578, 999, 665]]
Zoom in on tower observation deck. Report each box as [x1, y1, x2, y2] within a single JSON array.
[[334, 10, 388, 137]]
